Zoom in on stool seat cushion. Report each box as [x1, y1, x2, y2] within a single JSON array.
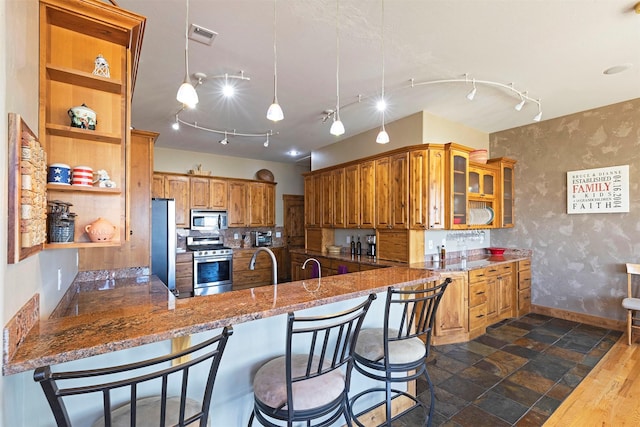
[[92, 395, 208, 427], [355, 328, 426, 364], [253, 354, 345, 411], [623, 297, 640, 310]]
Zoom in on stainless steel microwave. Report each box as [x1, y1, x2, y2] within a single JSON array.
[[190, 209, 228, 231]]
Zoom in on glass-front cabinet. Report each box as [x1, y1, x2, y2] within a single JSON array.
[[445, 143, 471, 229], [489, 158, 517, 228]]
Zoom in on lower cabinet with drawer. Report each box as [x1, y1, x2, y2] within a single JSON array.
[[233, 247, 283, 291], [517, 259, 532, 316], [175, 252, 194, 298]]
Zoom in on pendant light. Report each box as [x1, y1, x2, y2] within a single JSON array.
[[376, 0, 389, 144], [266, 0, 284, 122], [176, 0, 198, 108], [329, 0, 345, 137]]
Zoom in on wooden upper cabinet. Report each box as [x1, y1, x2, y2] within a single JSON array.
[[320, 171, 334, 228], [164, 175, 190, 227], [488, 158, 516, 228], [39, 0, 145, 248], [228, 180, 248, 227], [265, 183, 275, 226], [332, 168, 346, 228], [375, 157, 391, 229], [344, 164, 360, 228], [445, 143, 471, 229], [360, 160, 376, 228], [409, 149, 429, 229], [428, 147, 446, 229], [190, 177, 210, 209], [210, 179, 228, 210], [304, 175, 319, 228], [152, 174, 165, 199], [248, 182, 266, 227], [468, 164, 496, 200], [376, 152, 409, 230]]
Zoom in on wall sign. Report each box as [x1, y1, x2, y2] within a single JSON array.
[[567, 165, 629, 214]]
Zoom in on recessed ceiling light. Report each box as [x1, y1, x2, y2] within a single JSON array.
[[603, 63, 632, 75]]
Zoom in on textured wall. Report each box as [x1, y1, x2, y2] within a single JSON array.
[[490, 99, 640, 321]]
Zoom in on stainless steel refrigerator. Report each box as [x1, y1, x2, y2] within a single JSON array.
[[151, 198, 176, 293]]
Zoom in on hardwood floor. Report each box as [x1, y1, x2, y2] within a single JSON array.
[[544, 336, 640, 426]]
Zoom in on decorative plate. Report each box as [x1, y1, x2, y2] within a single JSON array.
[[256, 169, 274, 182]]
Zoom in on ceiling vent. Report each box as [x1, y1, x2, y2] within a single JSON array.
[[188, 24, 217, 46]]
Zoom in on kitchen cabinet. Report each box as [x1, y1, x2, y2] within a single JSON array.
[[233, 247, 282, 290], [190, 177, 211, 209], [304, 174, 322, 228], [433, 272, 468, 343], [489, 158, 517, 228], [360, 160, 376, 228], [517, 258, 531, 316], [344, 164, 360, 228], [376, 153, 409, 229], [290, 253, 382, 281], [497, 263, 515, 317], [468, 269, 488, 335], [445, 143, 471, 229], [78, 129, 157, 271], [39, 0, 145, 248], [228, 180, 248, 227], [152, 174, 165, 199], [228, 180, 276, 227], [319, 171, 334, 228], [375, 229, 424, 264], [210, 179, 228, 210], [468, 164, 496, 200], [176, 252, 194, 297], [154, 174, 190, 228], [409, 146, 445, 230]]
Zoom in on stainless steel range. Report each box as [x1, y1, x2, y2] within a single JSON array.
[[187, 236, 233, 296]]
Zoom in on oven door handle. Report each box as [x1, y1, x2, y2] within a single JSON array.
[[195, 256, 232, 263]]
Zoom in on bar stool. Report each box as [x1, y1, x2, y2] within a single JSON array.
[[248, 295, 376, 427], [34, 326, 233, 427], [349, 278, 451, 427]]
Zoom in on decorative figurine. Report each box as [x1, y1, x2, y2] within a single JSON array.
[[92, 54, 110, 78], [68, 104, 97, 130], [94, 169, 116, 188]]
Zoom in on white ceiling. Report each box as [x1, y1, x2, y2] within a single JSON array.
[[118, 0, 640, 164]]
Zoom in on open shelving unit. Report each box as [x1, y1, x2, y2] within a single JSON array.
[[39, 0, 145, 248]]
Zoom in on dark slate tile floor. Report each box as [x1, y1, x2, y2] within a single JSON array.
[[394, 313, 622, 427]]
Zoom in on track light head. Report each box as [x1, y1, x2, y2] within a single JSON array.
[[330, 116, 345, 136], [515, 98, 525, 111], [264, 135, 270, 147], [172, 121, 180, 130], [533, 110, 542, 122], [466, 86, 477, 101]]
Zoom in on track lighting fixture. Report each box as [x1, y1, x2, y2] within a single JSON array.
[[376, 0, 390, 144], [515, 97, 525, 111], [533, 102, 543, 122], [219, 131, 229, 145], [176, 0, 198, 108], [172, 116, 180, 130], [466, 79, 477, 101], [266, 0, 284, 122], [173, 112, 275, 146], [264, 134, 269, 147]]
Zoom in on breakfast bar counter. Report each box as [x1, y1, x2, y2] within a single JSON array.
[[3, 266, 438, 376]]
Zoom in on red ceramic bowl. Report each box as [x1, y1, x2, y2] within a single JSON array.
[[488, 247, 506, 256]]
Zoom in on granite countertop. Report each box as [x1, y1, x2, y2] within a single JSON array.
[[288, 248, 406, 267], [3, 266, 438, 375]]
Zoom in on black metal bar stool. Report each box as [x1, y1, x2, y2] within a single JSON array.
[[349, 278, 451, 427], [248, 295, 376, 427], [34, 326, 233, 427]]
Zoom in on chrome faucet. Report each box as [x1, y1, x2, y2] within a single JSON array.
[[301, 258, 322, 279], [249, 247, 278, 285]]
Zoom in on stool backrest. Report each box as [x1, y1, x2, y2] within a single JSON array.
[[627, 263, 640, 298], [285, 294, 376, 406], [384, 278, 451, 355], [34, 326, 233, 427]]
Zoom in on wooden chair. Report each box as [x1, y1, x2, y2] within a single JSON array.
[[623, 264, 640, 345], [248, 295, 376, 427], [349, 278, 451, 427], [34, 326, 233, 427]]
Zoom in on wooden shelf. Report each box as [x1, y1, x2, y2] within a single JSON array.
[[45, 123, 121, 144], [47, 183, 121, 194], [45, 241, 121, 249], [46, 64, 123, 93]]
